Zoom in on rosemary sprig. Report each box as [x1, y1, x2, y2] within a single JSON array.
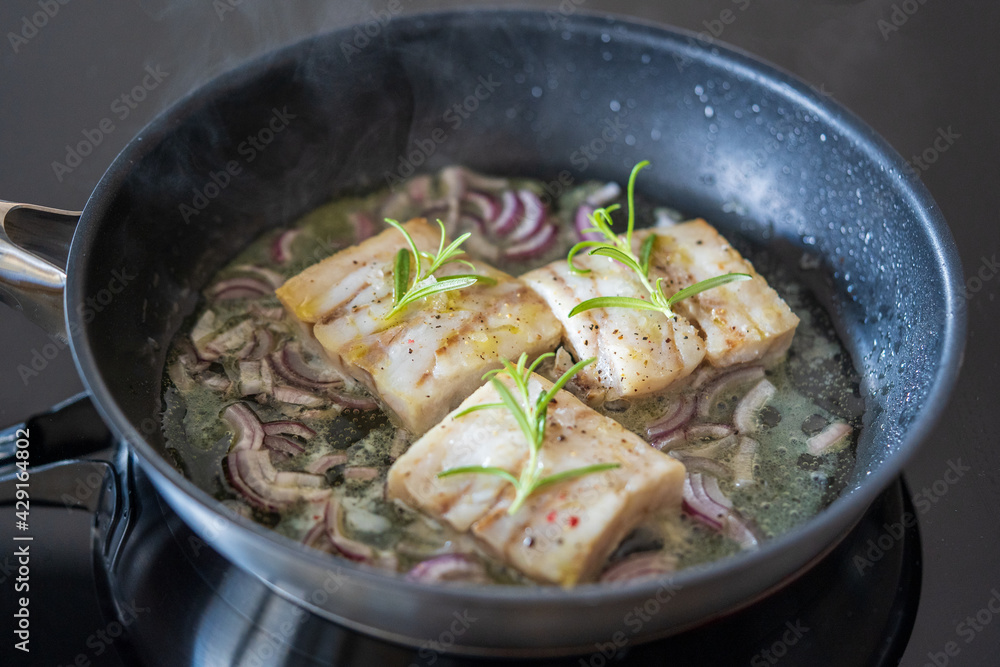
[[385, 218, 495, 319], [567, 161, 751, 318], [437, 353, 620, 516]]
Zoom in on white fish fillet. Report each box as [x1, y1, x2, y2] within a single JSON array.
[[387, 373, 686, 586], [520, 254, 706, 403], [276, 218, 562, 434], [634, 220, 799, 367]]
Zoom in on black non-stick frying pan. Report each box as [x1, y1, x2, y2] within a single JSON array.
[[0, 10, 964, 655]]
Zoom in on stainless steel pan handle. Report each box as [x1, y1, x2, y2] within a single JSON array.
[[0, 200, 81, 337]]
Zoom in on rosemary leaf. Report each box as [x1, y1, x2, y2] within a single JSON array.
[[438, 353, 620, 516]]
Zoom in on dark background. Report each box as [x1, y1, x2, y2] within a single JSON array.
[[1, 1, 997, 665]]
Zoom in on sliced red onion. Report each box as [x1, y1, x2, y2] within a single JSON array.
[[263, 434, 305, 458], [685, 423, 734, 441], [325, 497, 375, 561], [304, 453, 348, 474], [574, 204, 603, 242], [807, 421, 853, 455], [269, 346, 344, 394], [208, 276, 272, 301], [167, 361, 196, 391], [506, 190, 545, 242], [235, 335, 256, 360], [274, 470, 325, 488], [462, 191, 498, 224], [406, 174, 433, 202], [226, 449, 329, 512], [460, 231, 501, 263], [406, 554, 489, 584], [222, 402, 264, 451], [441, 197, 461, 231], [251, 304, 286, 321], [273, 385, 326, 408], [733, 379, 776, 434], [488, 190, 521, 236], [650, 430, 686, 452], [669, 452, 733, 480], [724, 515, 762, 550], [303, 516, 332, 550], [200, 372, 232, 393], [458, 212, 485, 232], [681, 473, 761, 550], [234, 264, 285, 288], [177, 339, 210, 372], [237, 360, 266, 396], [690, 365, 716, 390], [203, 320, 255, 359], [682, 473, 728, 530], [328, 389, 379, 412], [243, 329, 274, 361], [271, 229, 300, 264], [262, 420, 316, 440], [380, 190, 415, 221], [282, 343, 345, 385], [646, 395, 696, 440], [349, 211, 376, 242], [191, 310, 220, 359], [344, 466, 379, 481], [502, 223, 558, 261], [680, 433, 738, 460], [701, 475, 733, 509], [731, 436, 759, 487], [600, 552, 676, 584], [388, 430, 409, 461], [697, 366, 766, 418], [456, 167, 509, 193], [439, 166, 466, 199], [585, 181, 622, 207]]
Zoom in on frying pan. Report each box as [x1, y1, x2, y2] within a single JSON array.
[[0, 10, 965, 655]]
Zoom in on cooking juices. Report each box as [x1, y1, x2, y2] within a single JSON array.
[[160, 167, 862, 584]]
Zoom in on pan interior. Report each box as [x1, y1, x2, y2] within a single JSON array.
[[69, 11, 960, 588]]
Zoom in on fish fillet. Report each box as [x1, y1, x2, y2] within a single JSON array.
[[634, 220, 799, 367], [276, 218, 562, 433], [387, 373, 686, 586], [520, 254, 706, 403]]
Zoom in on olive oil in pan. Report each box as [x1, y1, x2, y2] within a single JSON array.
[[160, 169, 861, 583]]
